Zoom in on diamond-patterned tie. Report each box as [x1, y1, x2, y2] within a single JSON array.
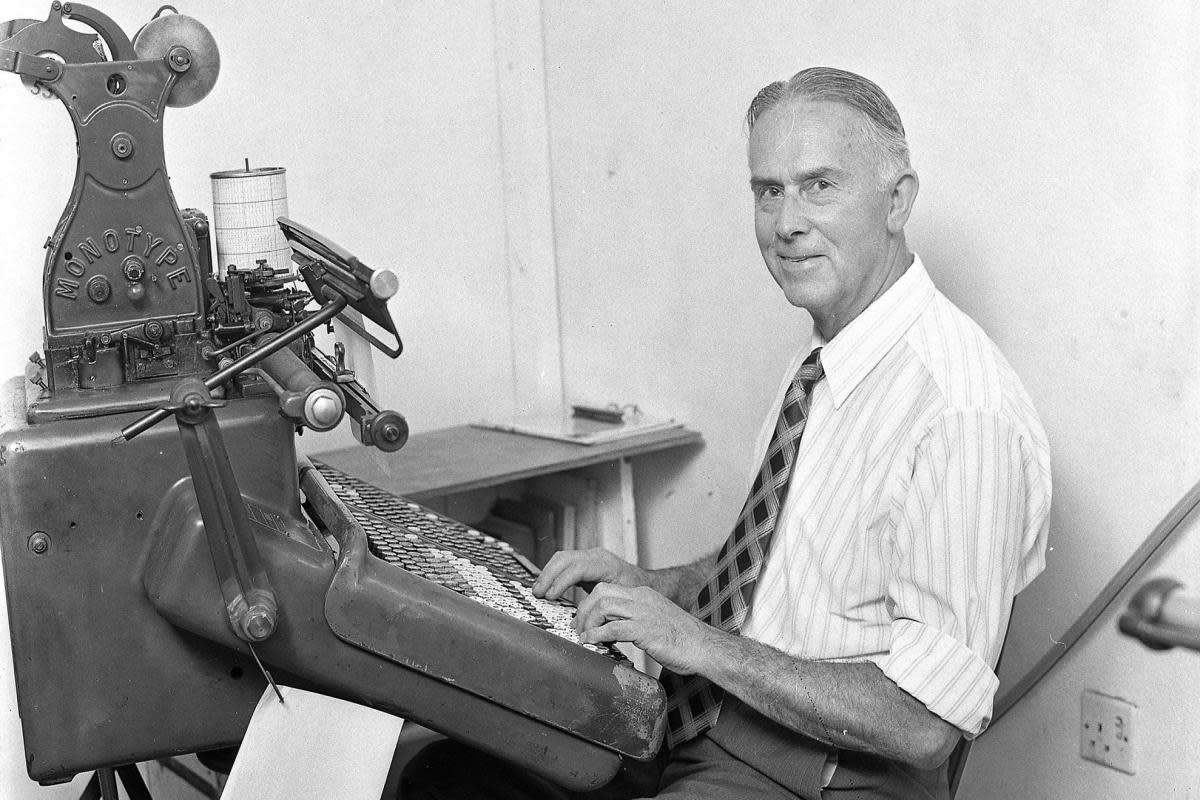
[[661, 347, 824, 747]]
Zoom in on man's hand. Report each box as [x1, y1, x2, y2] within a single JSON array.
[[534, 548, 717, 607], [532, 548, 648, 600], [544, 553, 962, 770], [573, 583, 715, 675]]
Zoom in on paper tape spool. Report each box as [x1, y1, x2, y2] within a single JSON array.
[[210, 167, 292, 277]]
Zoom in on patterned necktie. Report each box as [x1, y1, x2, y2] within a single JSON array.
[[661, 347, 824, 748]]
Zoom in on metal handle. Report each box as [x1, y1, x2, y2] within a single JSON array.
[[1119, 577, 1200, 653], [256, 339, 345, 432]]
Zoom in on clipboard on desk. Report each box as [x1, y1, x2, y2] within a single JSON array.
[[473, 405, 682, 446]]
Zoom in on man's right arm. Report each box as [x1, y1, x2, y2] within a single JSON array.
[[532, 548, 715, 609]]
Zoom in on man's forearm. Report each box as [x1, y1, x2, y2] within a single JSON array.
[[644, 553, 716, 607], [571, 566, 960, 768], [700, 628, 960, 769]]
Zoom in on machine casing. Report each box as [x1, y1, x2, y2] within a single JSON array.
[[1, 376, 665, 788], [0, 377, 272, 778]]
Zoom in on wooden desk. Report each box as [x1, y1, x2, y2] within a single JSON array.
[[313, 424, 703, 564]]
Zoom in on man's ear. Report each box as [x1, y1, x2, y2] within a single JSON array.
[[886, 170, 919, 234]]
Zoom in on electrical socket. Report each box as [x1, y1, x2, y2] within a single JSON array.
[[1080, 689, 1136, 774]]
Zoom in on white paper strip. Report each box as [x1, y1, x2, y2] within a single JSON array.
[[221, 685, 404, 800]]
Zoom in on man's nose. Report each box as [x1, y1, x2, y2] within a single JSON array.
[[775, 192, 809, 239]]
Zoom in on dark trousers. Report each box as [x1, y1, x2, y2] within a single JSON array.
[[399, 698, 948, 800], [397, 735, 809, 800]]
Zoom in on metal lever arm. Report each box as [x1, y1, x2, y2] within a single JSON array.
[[59, 2, 136, 61], [118, 295, 348, 441], [0, 47, 63, 81], [310, 345, 408, 451], [168, 377, 277, 643], [0, 3, 104, 81]]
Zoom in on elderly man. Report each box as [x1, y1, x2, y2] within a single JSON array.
[[404, 67, 1051, 800]]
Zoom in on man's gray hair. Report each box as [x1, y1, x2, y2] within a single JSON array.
[[747, 67, 912, 185]]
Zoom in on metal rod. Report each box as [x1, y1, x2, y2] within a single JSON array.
[[206, 325, 268, 358], [117, 296, 347, 442], [96, 768, 119, 800]]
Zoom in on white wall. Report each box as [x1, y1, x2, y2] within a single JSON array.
[[542, 1, 1200, 797]]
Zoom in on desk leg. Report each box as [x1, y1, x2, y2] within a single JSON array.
[[593, 457, 638, 566]]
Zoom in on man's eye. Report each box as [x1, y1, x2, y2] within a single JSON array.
[[757, 186, 782, 199], [811, 180, 832, 192]]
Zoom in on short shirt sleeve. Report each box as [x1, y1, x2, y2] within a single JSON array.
[[880, 409, 1045, 737]]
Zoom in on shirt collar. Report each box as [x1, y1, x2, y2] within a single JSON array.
[[815, 254, 936, 409]]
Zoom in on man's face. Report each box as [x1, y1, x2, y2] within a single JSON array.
[[748, 98, 898, 335]]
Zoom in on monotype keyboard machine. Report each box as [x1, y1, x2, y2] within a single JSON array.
[[0, 4, 665, 790]]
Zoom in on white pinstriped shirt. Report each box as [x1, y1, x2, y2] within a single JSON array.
[[740, 255, 1051, 738]]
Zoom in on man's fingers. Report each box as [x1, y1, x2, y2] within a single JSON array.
[[581, 619, 636, 645], [535, 553, 585, 598], [573, 581, 607, 631], [573, 585, 708, 674], [574, 583, 639, 632], [532, 551, 570, 596], [533, 548, 625, 599], [546, 561, 594, 599]]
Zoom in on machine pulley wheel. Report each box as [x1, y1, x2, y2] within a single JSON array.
[[131, 11, 219, 107]]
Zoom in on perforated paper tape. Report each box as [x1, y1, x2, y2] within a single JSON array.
[[211, 167, 292, 276]]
